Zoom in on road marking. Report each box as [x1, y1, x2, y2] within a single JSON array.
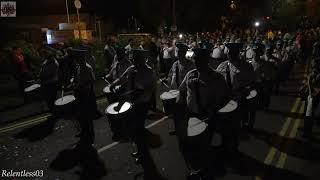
[[0, 114, 50, 133], [97, 116, 168, 153], [256, 62, 309, 180], [263, 98, 301, 165], [0, 96, 109, 133], [275, 102, 305, 168]]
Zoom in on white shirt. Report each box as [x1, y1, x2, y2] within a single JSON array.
[[216, 60, 255, 91], [163, 46, 175, 59], [179, 69, 230, 115], [119, 65, 156, 104]]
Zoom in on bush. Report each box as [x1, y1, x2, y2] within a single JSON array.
[[0, 40, 42, 74]]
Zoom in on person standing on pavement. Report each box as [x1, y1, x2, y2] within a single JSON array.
[[11, 46, 32, 103]]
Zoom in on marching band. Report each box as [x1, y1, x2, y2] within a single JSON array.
[[16, 28, 317, 179]]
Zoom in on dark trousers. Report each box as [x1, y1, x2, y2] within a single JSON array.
[[129, 103, 150, 156], [41, 83, 58, 117], [239, 101, 256, 130], [216, 109, 241, 155], [179, 112, 215, 172], [261, 80, 273, 109], [75, 90, 96, 147]]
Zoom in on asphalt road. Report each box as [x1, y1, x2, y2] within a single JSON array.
[[1, 62, 320, 180]]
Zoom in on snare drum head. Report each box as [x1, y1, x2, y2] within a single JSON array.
[[246, 89, 257, 100], [187, 117, 208, 137], [55, 95, 76, 106], [103, 85, 111, 93], [105, 102, 132, 115], [160, 90, 179, 100], [24, 84, 41, 92], [218, 100, 238, 113]]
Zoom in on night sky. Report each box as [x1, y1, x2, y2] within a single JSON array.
[[15, 0, 271, 32]]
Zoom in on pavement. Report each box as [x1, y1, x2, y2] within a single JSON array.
[[1, 62, 320, 180]]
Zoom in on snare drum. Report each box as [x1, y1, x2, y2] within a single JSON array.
[[217, 100, 239, 122], [185, 117, 209, 147], [24, 84, 41, 100], [103, 85, 118, 103], [245, 89, 258, 110], [160, 90, 180, 115], [54, 95, 76, 117], [105, 102, 133, 139]]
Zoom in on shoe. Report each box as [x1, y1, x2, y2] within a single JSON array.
[[169, 130, 177, 136]]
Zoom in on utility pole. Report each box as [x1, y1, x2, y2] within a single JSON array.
[[171, 0, 177, 33], [65, 0, 70, 23]]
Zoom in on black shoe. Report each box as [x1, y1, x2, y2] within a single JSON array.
[[169, 130, 177, 136]]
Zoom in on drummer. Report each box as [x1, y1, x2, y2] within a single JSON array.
[[72, 49, 97, 153], [39, 49, 59, 120], [105, 46, 132, 83], [167, 43, 195, 89], [178, 48, 230, 179], [109, 49, 156, 166], [216, 43, 256, 153], [166, 43, 195, 135]]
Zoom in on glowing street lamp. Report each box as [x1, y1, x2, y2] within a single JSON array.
[[254, 21, 260, 27], [179, 34, 183, 39]]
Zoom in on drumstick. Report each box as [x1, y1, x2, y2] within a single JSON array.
[[102, 77, 111, 85], [61, 86, 64, 101], [159, 78, 170, 89], [307, 75, 311, 96]]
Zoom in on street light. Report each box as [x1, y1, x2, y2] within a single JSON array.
[[254, 21, 260, 27], [179, 34, 183, 39]]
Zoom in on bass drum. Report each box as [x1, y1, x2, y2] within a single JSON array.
[[24, 83, 41, 101], [105, 102, 133, 140]]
